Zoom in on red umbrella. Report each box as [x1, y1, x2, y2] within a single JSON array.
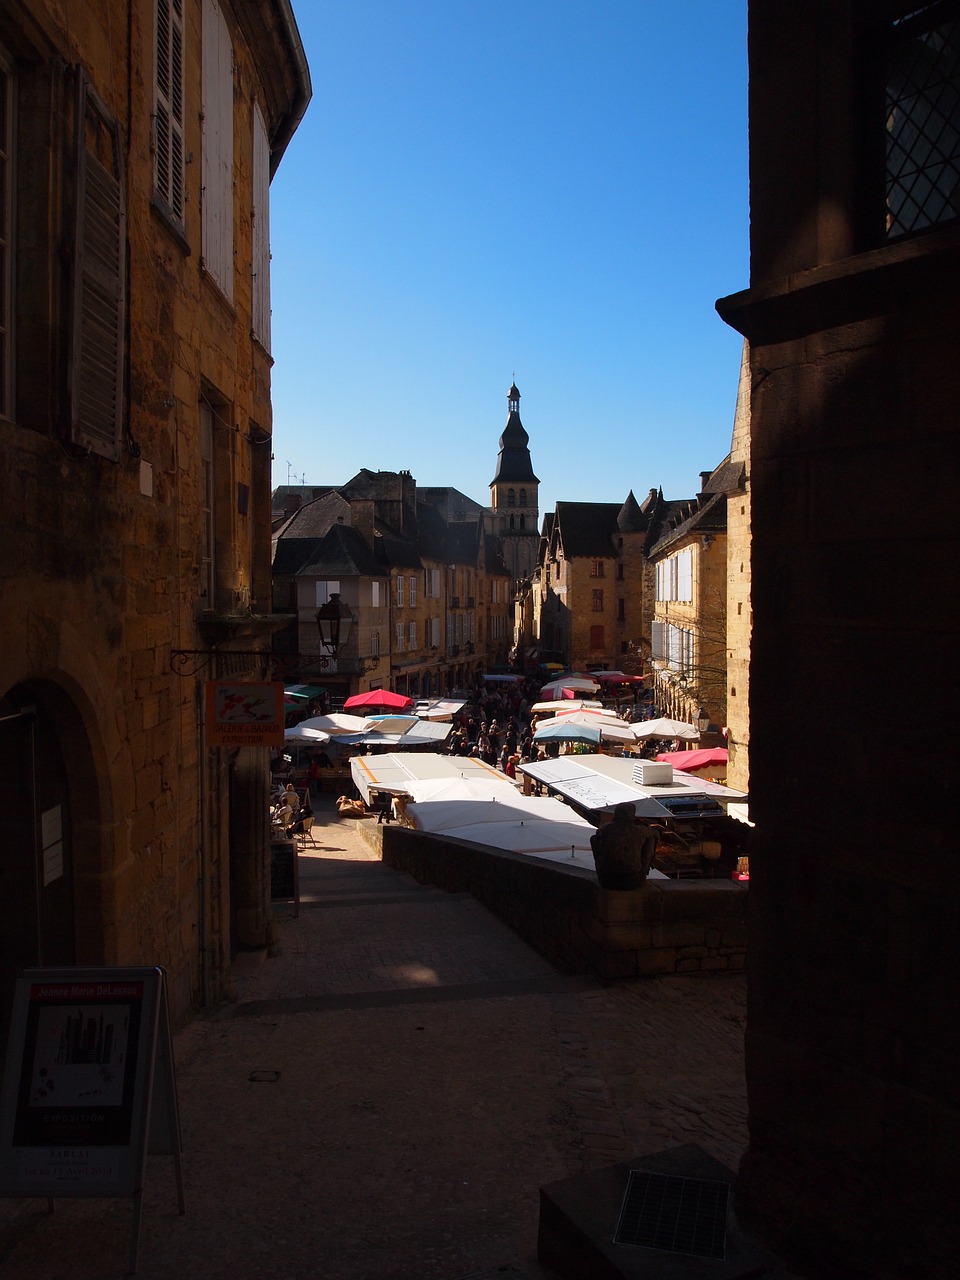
[[343, 690, 414, 712], [655, 747, 728, 778]]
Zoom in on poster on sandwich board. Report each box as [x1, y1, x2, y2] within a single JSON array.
[[0, 965, 184, 1269]]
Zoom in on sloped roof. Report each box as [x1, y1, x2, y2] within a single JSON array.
[[417, 487, 485, 521], [376, 521, 423, 571], [646, 457, 745, 557], [647, 493, 727, 557], [553, 502, 622, 558], [299, 521, 383, 577], [617, 490, 645, 533], [482, 531, 509, 575]]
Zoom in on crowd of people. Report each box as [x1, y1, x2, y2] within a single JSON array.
[[438, 675, 658, 774]]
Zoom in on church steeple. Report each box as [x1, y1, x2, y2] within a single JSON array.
[[489, 381, 540, 582], [491, 382, 539, 486]]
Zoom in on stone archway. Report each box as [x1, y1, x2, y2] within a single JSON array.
[[0, 681, 103, 1041]]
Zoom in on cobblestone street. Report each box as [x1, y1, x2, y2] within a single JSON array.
[[1, 801, 750, 1280]]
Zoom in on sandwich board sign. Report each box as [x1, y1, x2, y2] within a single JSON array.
[[0, 966, 184, 1273]]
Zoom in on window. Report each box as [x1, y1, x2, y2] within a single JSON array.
[[408, 620, 417, 648], [591, 560, 605, 577], [409, 575, 417, 607], [656, 549, 693, 602], [251, 102, 271, 349], [592, 589, 604, 612], [519, 488, 527, 506], [371, 580, 381, 608], [154, 0, 185, 222], [677, 548, 693, 601], [0, 53, 11, 417], [201, 0, 233, 298], [371, 631, 380, 657], [315, 579, 340, 606], [651, 620, 665, 661], [589, 625, 604, 650], [885, 3, 960, 240], [395, 622, 405, 652], [617, 598, 625, 621], [396, 576, 404, 607], [507, 489, 515, 507]]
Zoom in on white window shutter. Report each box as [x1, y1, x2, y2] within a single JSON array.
[[252, 101, 270, 349], [201, 0, 233, 299]]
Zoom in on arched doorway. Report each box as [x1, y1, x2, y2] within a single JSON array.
[[0, 682, 97, 1041]]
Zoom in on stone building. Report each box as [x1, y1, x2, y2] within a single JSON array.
[[724, 342, 751, 794], [271, 470, 513, 702], [0, 0, 310, 1034], [716, 2, 959, 1274], [534, 491, 671, 674], [648, 458, 747, 735]]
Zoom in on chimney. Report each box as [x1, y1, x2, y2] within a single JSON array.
[[351, 498, 376, 543]]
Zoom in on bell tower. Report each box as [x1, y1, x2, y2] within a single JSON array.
[[489, 382, 540, 581]]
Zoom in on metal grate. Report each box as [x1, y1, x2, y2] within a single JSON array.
[[885, 8, 960, 239], [613, 1169, 729, 1261]]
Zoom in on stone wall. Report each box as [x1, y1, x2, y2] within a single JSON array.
[[360, 822, 747, 981]]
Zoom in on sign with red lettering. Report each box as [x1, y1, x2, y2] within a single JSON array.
[[205, 681, 284, 748], [0, 968, 180, 1200]]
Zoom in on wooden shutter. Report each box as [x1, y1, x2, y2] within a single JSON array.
[[252, 101, 271, 348], [155, 0, 185, 220], [70, 71, 125, 461], [201, 0, 233, 299]]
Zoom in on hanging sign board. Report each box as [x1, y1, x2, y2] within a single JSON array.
[[205, 681, 284, 748]]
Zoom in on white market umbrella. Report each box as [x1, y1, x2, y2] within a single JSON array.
[[536, 711, 639, 743], [284, 725, 331, 745], [540, 676, 600, 699], [630, 717, 700, 741], [298, 713, 374, 735], [553, 705, 623, 719], [531, 699, 605, 714], [533, 719, 602, 747]]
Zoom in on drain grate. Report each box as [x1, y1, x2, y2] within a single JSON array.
[[613, 1169, 729, 1260]]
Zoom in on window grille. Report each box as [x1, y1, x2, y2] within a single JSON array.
[[885, 3, 960, 239]]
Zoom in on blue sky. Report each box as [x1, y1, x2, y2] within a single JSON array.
[[269, 1, 748, 514]]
